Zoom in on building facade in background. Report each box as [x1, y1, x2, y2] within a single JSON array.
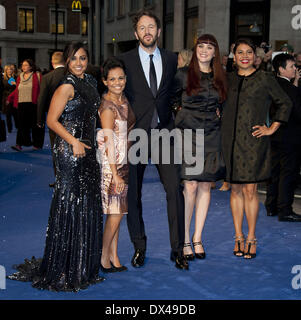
[[99, 0, 300, 59], [0, 0, 89, 70], [0, 1, 300, 69]]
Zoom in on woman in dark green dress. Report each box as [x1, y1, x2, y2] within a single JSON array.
[[221, 38, 292, 259]]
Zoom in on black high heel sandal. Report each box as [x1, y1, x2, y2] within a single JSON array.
[[192, 241, 206, 259], [183, 242, 195, 260], [233, 235, 245, 257], [244, 238, 257, 259], [110, 261, 128, 272], [100, 263, 117, 273]]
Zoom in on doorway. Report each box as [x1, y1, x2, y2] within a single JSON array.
[[17, 48, 36, 68], [230, 0, 271, 47]]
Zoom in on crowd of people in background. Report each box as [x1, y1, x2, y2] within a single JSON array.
[[1, 40, 300, 147], [1, 9, 301, 292]]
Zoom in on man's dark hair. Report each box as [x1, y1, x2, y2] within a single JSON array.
[[272, 53, 295, 74], [102, 57, 126, 80], [132, 9, 161, 31]]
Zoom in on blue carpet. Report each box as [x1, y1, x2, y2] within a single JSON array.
[[0, 128, 301, 300]]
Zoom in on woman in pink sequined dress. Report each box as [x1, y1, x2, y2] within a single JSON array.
[[97, 57, 135, 273]]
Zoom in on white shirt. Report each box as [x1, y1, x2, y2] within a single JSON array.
[[138, 46, 162, 90], [279, 76, 291, 82]]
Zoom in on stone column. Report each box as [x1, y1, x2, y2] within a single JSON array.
[[173, 0, 185, 52], [198, 0, 206, 37], [88, 0, 93, 64], [0, 46, 18, 67], [95, 0, 101, 66]]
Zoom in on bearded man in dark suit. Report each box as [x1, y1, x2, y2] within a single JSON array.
[[119, 10, 187, 270]]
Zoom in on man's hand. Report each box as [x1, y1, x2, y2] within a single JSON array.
[[293, 68, 301, 87]]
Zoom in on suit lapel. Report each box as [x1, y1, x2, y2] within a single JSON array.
[[158, 48, 166, 94]]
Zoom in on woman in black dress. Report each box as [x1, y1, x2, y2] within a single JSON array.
[[174, 34, 227, 260], [221, 38, 292, 259], [8, 42, 104, 291]]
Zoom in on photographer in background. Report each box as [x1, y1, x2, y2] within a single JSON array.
[[265, 53, 301, 222], [280, 43, 294, 55], [293, 52, 301, 191]]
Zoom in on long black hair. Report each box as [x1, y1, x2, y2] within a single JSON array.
[[63, 42, 89, 71]]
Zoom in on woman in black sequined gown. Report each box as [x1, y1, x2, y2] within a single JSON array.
[[8, 42, 104, 291]]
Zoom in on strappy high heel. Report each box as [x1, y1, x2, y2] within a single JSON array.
[[183, 242, 195, 260], [233, 235, 245, 257], [244, 238, 257, 259], [192, 240, 206, 259]]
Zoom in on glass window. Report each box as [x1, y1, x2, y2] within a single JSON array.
[[165, 0, 174, 14], [19, 8, 34, 33], [187, 0, 199, 9], [118, 0, 125, 16], [185, 0, 198, 49], [144, 0, 154, 7], [164, 22, 174, 51], [51, 10, 65, 34], [186, 16, 198, 49], [237, 13, 263, 35], [163, 0, 174, 50], [130, 0, 140, 11], [81, 12, 88, 35], [107, 0, 114, 19]]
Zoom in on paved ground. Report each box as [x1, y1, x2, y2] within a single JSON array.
[[1, 128, 301, 301]]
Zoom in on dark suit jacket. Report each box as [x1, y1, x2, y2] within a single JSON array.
[[37, 66, 65, 125], [0, 72, 3, 112], [119, 47, 178, 131], [270, 77, 301, 144]]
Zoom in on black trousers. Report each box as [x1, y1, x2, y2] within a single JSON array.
[[127, 136, 185, 254], [5, 104, 19, 132], [265, 141, 300, 216], [16, 102, 45, 148]]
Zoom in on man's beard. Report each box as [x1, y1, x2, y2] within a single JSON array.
[[138, 33, 158, 48]]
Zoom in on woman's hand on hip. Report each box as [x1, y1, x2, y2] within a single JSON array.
[[252, 125, 273, 138]]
